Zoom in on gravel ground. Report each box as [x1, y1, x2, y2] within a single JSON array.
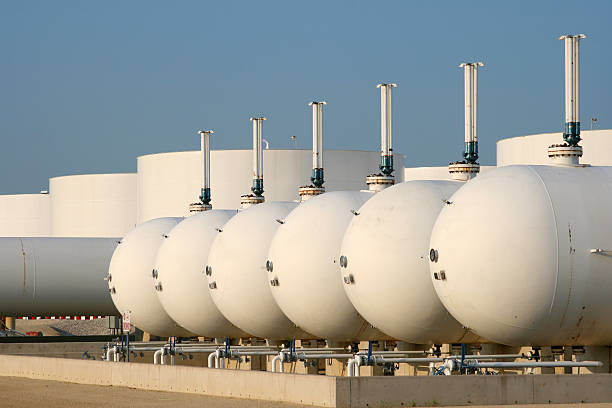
[[15, 318, 110, 336]]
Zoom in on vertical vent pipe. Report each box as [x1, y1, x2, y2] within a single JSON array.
[[448, 64, 482, 181], [376, 83, 396, 176], [309, 101, 326, 188], [559, 34, 586, 146], [458, 62, 483, 164], [198, 130, 213, 206], [250, 117, 266, 196]]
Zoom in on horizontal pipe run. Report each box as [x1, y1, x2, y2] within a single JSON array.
[[356, 350, 429, 356], [296, 353, 354, 360], [469, 361, 603, 369], [375, 357, 444, 364], [282, 347, 345, 352], [230, 351, 279, 356], [447, 354, 525, 360]]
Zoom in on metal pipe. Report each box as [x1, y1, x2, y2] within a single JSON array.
[[282, 347, 345, 352], [468, 361, 602, 369], [250, 117, 266, 196], [296, 353, 354, 359], [106, 346, 116, 362], [272, 353, 283, 373], [230, 351, 279, 356], [376, 83, 397, 176], [375, 357, 444, 364], [197, 130, 213, 205], [356, 350, 428, 356], [458, 62, 483, 163], [214, 349, 221, 368], [447, 354, 524, 360], [348, 357, 356, 377], [354, 356, 362, 377], [208, 352, 216, 368], [559, 34, 586, 146], [308, 101, 326, 188], [153, 347, 164, 365]]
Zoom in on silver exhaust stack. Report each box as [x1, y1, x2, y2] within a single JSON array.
[[299, 101, 326, 201], [367, 83, 397, 191]]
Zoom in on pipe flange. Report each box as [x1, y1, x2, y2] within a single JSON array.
[[188, 202, 212, 214], [298, 186, 325, 202], [448, 163, 480, 181], [547, 144, 583, 166], [366, 175, 395, 192], [240, 194, 265, 208]]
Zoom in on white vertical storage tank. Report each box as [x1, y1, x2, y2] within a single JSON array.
[[429, 165, 612, 346], [153, 210, 249, 338], [0, 193, 51, 236], [136, 150, 403, 223], [108, 217, 193, 337], [206, 201, 313, 340], [50, 173, 136, 237], [0, 237, 118, 316], [267, 191, 390, 341], [496, 129, 612, 166], [339, 180, 479, 344]]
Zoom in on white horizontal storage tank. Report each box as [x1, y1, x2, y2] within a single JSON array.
[[0, 193, 50, 236], [108, 217, 193, 337], [137, 150, 404, 223], [268, 191, 389, 342], [497, 129, 612, 166], [153, 209, 249, 338], [430, 164, 612, 346], [207, 201, 312, 340], [0, 237, 118, 316], [340, 181, 479, 344], [50, 174, 137, 237]]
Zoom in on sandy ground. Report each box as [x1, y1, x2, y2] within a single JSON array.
[[0, 376, 304, 408], [0, 376, 611, 408]]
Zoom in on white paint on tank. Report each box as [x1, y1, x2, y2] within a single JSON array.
[[153, 209, 249, 338], [430, 165, 612, 346], [497, 130, 612, 167], [0, 194, 51, 237], [137, 150, 404, 223], [268, 191, 389, 341], [0, 237, 118, 316], [108, 217, 193, 337], [340, 181, 479, 344], [207, 201, 312, 340], [50, 173, 137, 238]]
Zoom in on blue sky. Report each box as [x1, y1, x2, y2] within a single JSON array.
[[1, 1, 611, 193]]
